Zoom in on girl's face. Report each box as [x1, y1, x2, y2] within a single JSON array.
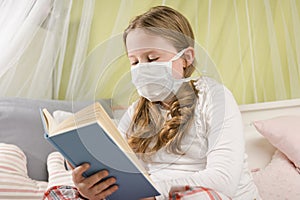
[[126, 29, 186, 79]]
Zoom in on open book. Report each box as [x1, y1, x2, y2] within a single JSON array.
[[40, 102, 160, 200]]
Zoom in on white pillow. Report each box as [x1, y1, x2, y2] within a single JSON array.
[[53, 110, 73, 123]]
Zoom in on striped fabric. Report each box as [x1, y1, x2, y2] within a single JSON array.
[[46, 152, 74, 189], [169, 186, 229, 200], [0, 143, 47, 200]]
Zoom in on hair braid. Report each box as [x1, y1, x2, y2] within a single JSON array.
[[127, 81, 198, 158]]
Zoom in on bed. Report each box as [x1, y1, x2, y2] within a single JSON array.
[[0, 97, 299, 199]]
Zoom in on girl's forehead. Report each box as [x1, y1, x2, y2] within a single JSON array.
[[126, 29, 177, 55]]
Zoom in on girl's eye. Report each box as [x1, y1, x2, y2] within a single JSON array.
[[131, 61, 139, 66], [148, 57, 158, 62]]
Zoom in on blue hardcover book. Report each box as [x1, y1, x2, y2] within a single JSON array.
[[40, 103, 160, 200]]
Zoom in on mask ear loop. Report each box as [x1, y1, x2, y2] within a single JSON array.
[[169, 48, 187, 62], [170, 48, 198, 82], [168, 48, 198, 95]]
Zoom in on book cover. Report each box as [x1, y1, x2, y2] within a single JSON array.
[[40, 104, 160, 200]]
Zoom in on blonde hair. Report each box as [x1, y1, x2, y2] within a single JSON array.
[[123, 6, 198, 157]]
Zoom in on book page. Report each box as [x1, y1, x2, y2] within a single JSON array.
[[93, 103, 155, 183], [45, 104, 100, 136], [42, 109, 59, 134]]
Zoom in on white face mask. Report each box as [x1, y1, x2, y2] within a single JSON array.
[[131, 49, 192, 102]]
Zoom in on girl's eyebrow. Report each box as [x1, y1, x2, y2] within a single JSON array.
[[127, 49, 160, 58]]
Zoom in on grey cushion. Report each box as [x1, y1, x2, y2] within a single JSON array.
[[0, 97, 111, 181]]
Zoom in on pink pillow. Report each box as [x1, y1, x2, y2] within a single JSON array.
[[253, 116, 300, 168], [252, 150, 300, 200]]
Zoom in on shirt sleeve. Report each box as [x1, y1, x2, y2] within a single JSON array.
[[152, 85, 245, 199]]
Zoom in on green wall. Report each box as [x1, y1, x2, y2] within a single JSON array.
[[60, 0, 300, 104]]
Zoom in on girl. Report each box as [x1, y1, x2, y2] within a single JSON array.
[[45, 5, 260, 200]]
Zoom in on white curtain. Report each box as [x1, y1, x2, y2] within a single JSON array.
[[0, 0, 94, 99]]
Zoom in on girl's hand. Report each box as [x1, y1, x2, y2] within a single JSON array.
[[72, 163, 119, 200], [169, 185, 186, 194]]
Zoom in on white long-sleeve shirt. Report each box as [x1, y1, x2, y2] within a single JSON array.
[[118, 77, 260, 200]]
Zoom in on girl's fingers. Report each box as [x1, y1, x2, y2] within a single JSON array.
[[82, 170, 110, 187], [169, 185, 186, 193], [72, 163, 90, 183], [92, 177, 117, 194], [95, 184, 119, 200], [72, 166, 119, 199]]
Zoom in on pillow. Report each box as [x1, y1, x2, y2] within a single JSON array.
[[252, 150, 300, 200], [0, 97, 111, 181], [53, 110, 73, 124], [46, 151, 74, 189], [253, 116, 300, 168], [169, 186, 229, 200], [0, 143, 47, 199]]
